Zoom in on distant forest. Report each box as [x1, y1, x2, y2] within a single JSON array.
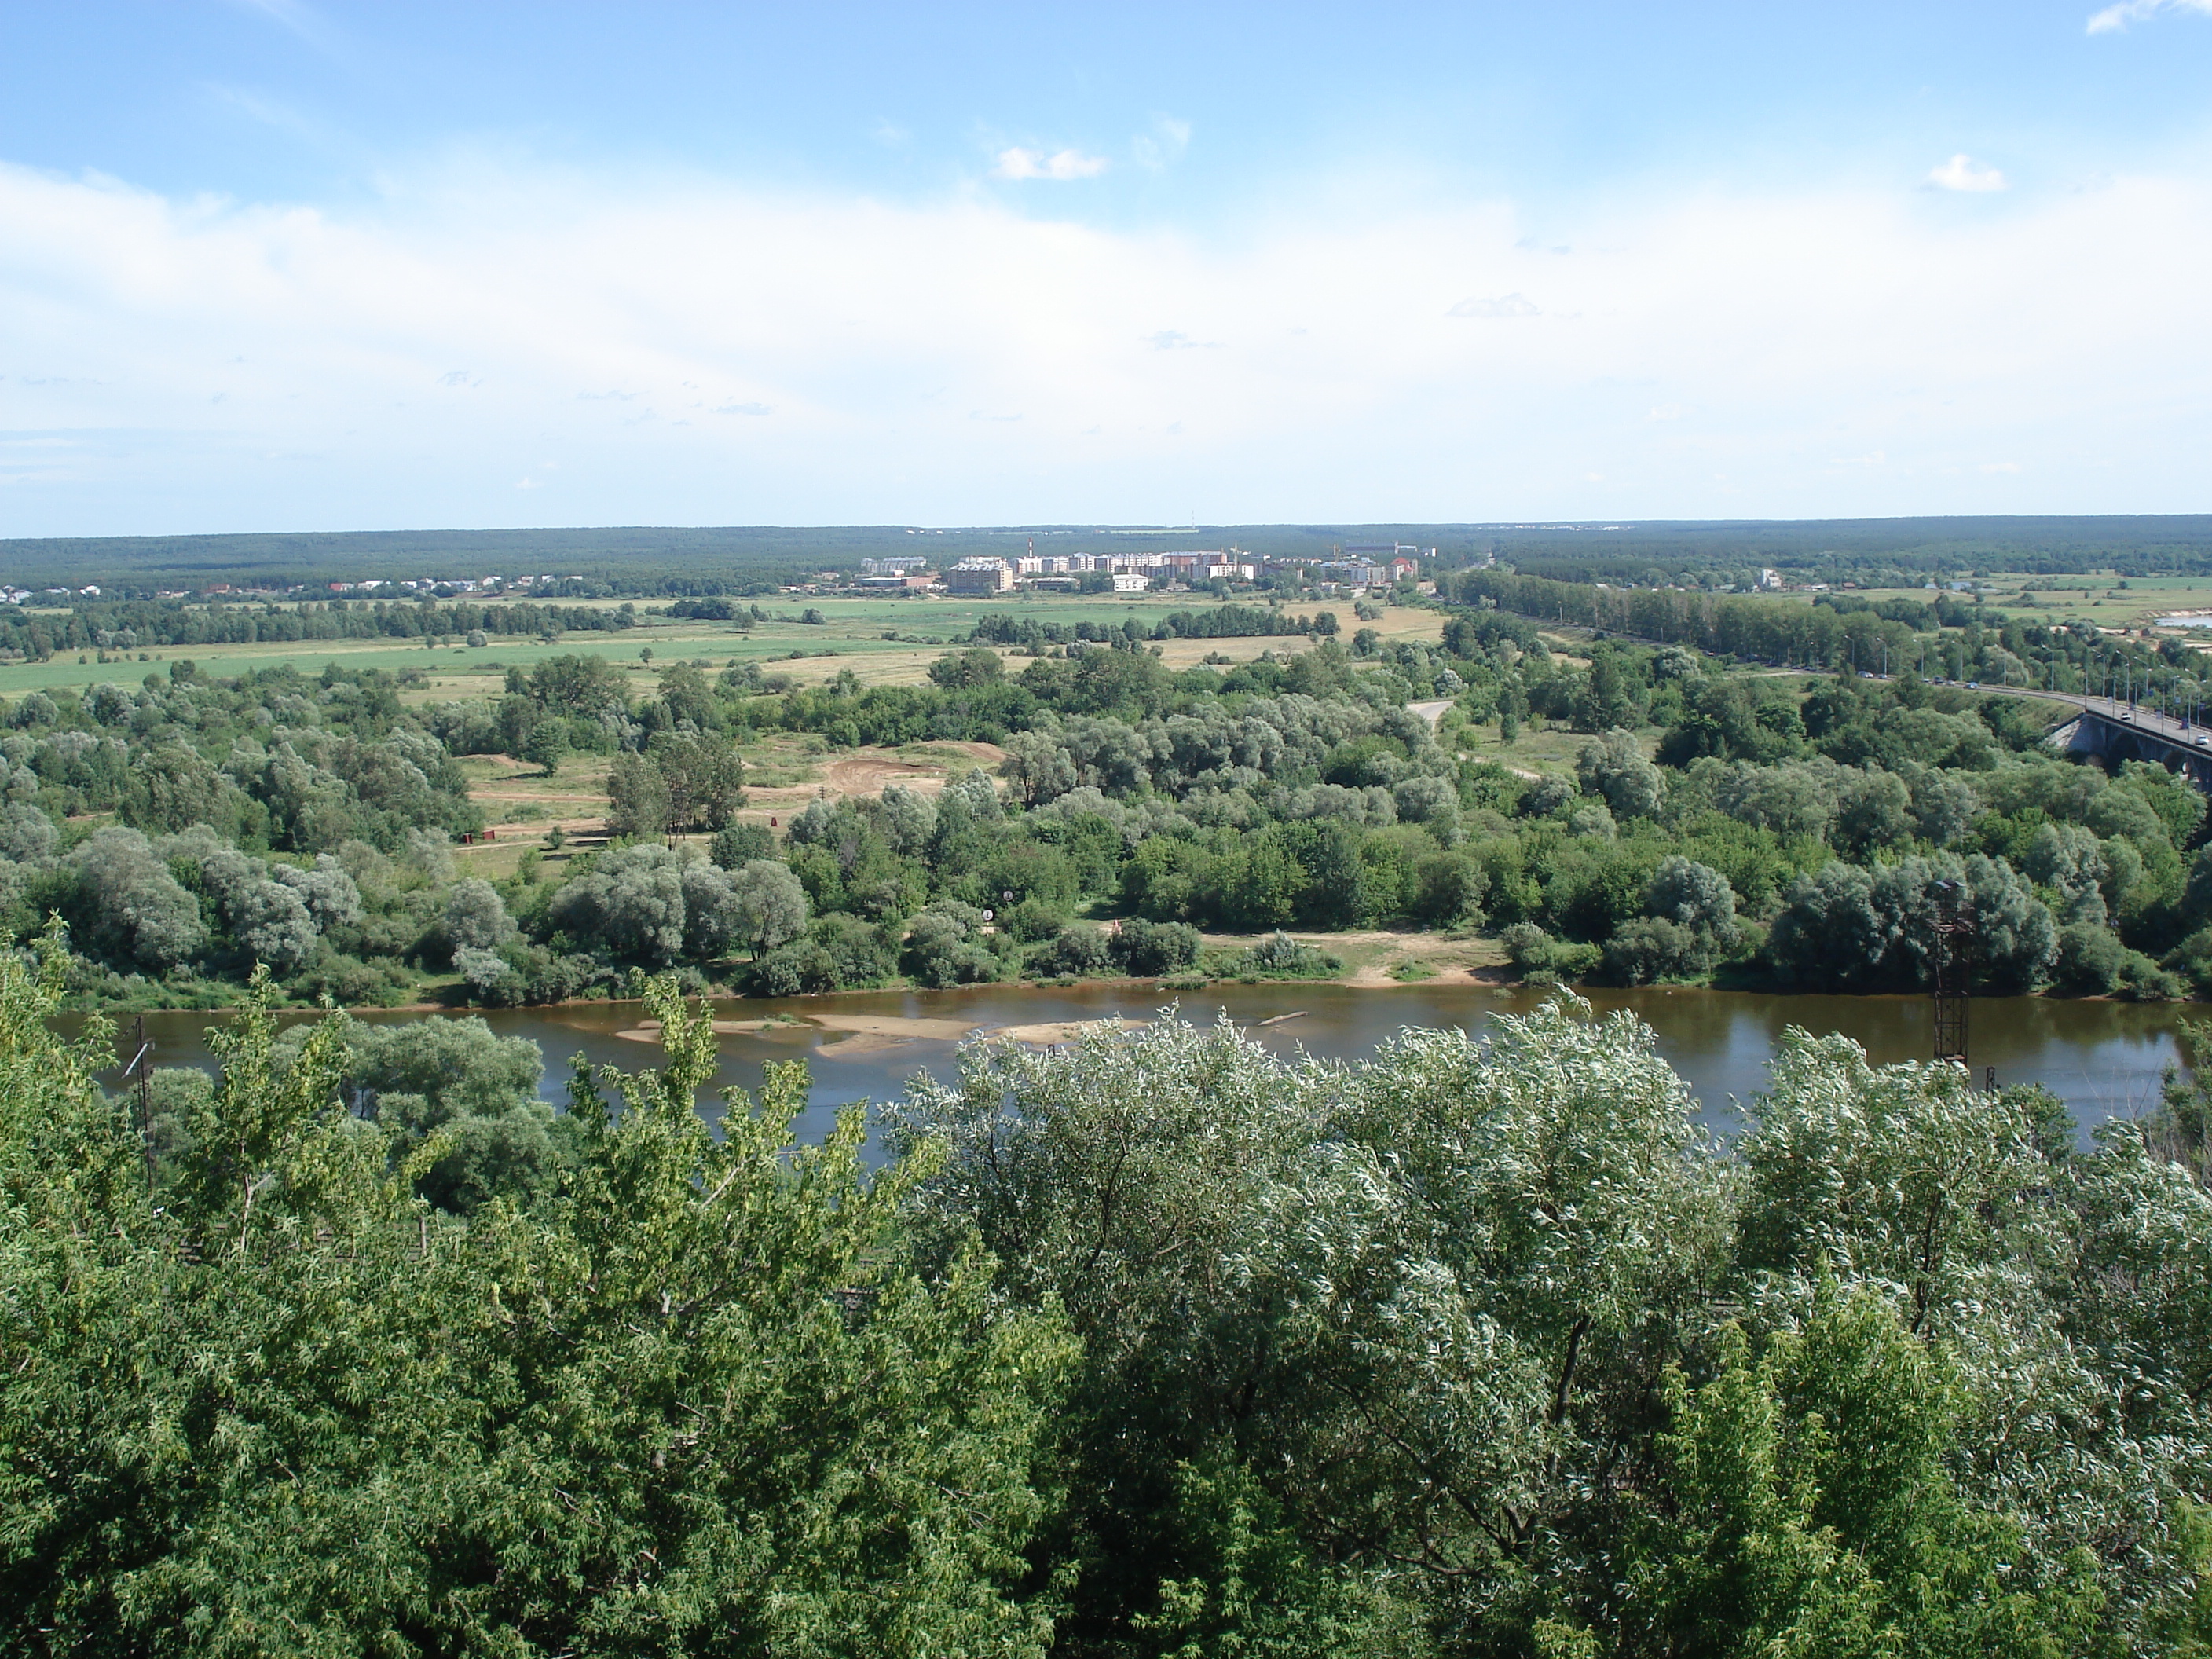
[[9, 515, 2212, 592]]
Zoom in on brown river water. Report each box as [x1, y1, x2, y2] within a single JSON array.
[[68, 981, 2199, 1155]]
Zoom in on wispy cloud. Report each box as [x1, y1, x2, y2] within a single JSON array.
[[1448, 293, 1540, 319], [222, 0, 346, 57], [200, 84, 327, 144], [714, 401, 771, 416], [1146, 330, 1221, 350], [1926, 154, 2007, 192], [1647, 403, 1692, 422], [991, 147, 1109, 181], [2087, 0, 2212, 33], [1133, 115, 1192, 173]]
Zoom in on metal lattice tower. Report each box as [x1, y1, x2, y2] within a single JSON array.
[[1930, 881, 1975, 1068]]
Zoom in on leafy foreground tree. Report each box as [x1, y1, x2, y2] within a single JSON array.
[[10, 951, 2212, 1654], [889, 1002, 2212, 1658], [0, 947, 1071, 1654]]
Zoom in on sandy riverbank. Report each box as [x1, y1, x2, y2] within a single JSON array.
[[612, 1010, 1147, 1051]]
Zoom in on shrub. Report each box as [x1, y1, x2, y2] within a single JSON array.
[[808, 914, 897, 987], [902, 904, 1008, 988], [445, 879, 513, 954], [709, 822, 775, 869], [1004, 898, 1071, 943], [1229, 932, 1342, 980], [1030, 925, 1112, 979], [1602, 917, 1713, 986], [748, 939, 840, 998], [455, 947, 529, 1007], [2053, 921, 2127, 995], [292, 952, 409, 1008], [1501, 921, 1602, 983], [1110, 917, 1203, 978]]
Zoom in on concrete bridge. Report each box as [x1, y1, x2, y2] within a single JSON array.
[[2042, 698, 2212, 790]]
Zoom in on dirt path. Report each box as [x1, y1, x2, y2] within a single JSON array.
[[469, 789, 611, 804]]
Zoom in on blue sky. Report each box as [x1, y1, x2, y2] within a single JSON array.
[[2, 0, 2210, 535]]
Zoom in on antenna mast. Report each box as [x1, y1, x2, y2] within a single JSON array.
[[1930, 880, 1974, 1069]]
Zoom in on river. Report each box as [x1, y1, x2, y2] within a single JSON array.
[[78, 980, 2199, 1152]]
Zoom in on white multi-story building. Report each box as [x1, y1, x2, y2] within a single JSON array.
[[946, 558, 1013, 595]]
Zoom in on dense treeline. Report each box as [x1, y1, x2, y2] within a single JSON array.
[[11, 514, 2212, 592], [8, 956, 2212, 1654], [0, 661, 497, 1005], [422, 624, 2212, 1006], [24, 599, 2212, 1010], [1446, 566, 2203, 701], [1481, 512, 2212, 579], [969, 603, 1334, 650], [0, 596, 639, 661]]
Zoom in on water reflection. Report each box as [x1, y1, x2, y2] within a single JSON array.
[[71, 981, 2193, 1158]]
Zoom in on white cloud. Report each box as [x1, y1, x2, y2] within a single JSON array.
[[714, 401, 771, 416], [991, 147, 1109, 181], [1133, 115, 1192, 172], [1448, 293, 1540, 318], [1927, 154, 2007, 192], [2, 153, 2211, 529], [1981, 460, 2023, 473], [1647, 402, 1692, 422], [2088, 0, 2212, 32]]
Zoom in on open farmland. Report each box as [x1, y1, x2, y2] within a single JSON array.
[[0, 591, 1444, 700]]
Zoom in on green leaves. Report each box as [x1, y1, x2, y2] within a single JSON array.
[[8, 970, 2212, 1655], [1628, 1291, 2104, 1659], [2, 971, 1069, 1654]]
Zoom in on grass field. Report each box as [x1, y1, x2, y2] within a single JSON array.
[[0, 592, 1445, 699], [1767, 575, 2212, 634]]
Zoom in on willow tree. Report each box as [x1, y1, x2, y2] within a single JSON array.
[[0, 945, 1070, 1654]]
